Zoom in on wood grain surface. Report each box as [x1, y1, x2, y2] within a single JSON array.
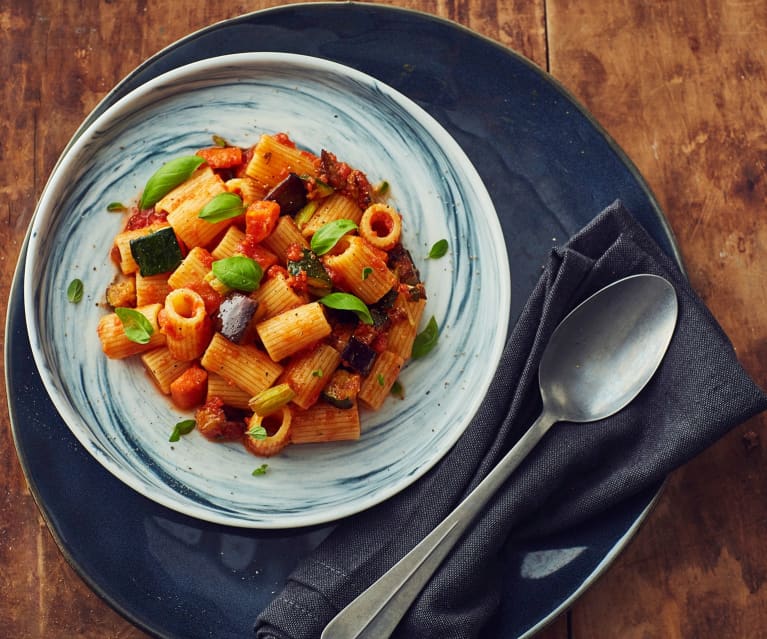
[[2, 1, 765, 637]]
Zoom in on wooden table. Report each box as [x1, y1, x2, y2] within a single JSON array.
[[2, 1, 766, 637]]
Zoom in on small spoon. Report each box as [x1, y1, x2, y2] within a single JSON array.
[[321, 273, 678, 639]]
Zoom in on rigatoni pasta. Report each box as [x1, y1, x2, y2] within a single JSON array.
[[96, 131, 434, 458]]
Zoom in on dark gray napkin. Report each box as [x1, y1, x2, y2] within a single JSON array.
[[255, 201, 767, 639]]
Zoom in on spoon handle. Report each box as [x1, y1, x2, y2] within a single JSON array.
[[321, 411, 557, 639]]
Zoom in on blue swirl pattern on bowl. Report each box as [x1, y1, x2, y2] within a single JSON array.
[[24, 53, 509, 528]]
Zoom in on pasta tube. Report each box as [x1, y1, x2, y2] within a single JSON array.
[[256, 301, 332, 362], [162, 288, 212, 361]]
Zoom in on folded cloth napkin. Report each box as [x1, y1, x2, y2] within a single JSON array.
[[255, 201, 767, 639]]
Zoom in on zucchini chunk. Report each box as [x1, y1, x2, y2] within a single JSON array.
[[129, 226, 184, 276], [287, 247, 333, 297]]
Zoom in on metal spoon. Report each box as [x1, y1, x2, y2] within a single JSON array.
[[321, 273, 678, 639]]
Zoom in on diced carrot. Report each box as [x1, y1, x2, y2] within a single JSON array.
[[170, 365, 208, 410], [245, 200, 281, 244], [196, 146, 243, 169]]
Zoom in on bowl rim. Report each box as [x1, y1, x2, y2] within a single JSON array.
[[23, 51, 510, 528]]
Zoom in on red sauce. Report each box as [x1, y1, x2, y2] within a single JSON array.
[[125, 206, 167, 231]]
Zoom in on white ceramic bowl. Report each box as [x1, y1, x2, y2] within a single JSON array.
[[24, 52, 509, 528]]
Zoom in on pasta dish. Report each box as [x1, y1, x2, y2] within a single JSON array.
[[96, 133, 434, 458]]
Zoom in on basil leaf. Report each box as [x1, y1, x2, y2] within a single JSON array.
[[198, 192, 244, 223], [107, 201, 126, 212], [139, 155, 205, 209], [252, 463, 269, 476], [319, 292, 373, 325], [115, 307, 154, 344], [67, 278, 83, 303], [361, 266, 373, 280], [310, 219, 358, 255], [412, 315, 439, 358], [169, 419, 196, 442], [248, 424, 268, 440], [390, 380, 404, 399], [428, 239, 449, 259], [212, 134, 228, 148], [212, 255, 263, 292]]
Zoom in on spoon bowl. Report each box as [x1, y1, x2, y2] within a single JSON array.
[[322, 273, 679, 639], [540, 274, 678, 422]]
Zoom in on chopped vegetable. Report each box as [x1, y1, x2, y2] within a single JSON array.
[[264, 172, 307, 216], [321, 369, 361, 409], [388, 244, 422, 286], [248, 383, 296, 416], [195, 397, 245, 441], [215, 292, 258, 343], [105, 276, 136, 308], [129, 226, 184, 276], [245, 200, 281, 244], [170, 366, 208, 410], [341, 336, 377, 376], [294, 201, 318, 229], [287, 248, 332, 297], [196, 145, 243, 169]]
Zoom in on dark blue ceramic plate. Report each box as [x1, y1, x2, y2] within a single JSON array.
[[6, 4, 680, 637]]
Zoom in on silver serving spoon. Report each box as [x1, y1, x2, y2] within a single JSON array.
[[321, 273, 678, 639]]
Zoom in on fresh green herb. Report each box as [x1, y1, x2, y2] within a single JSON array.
[[115, 307, 154, 344], [198, 192, 245, 223], [362, 266, 373, 280], [412, 315, 439, 358], [212, 134, 228, 147], [319, 292, 373, 325], [129, 226, 184, 276], [374, 180, 390, 197], [390, 380, 404, 399], [310, 219, 358, 255], [377, 373, 385, 387], [252, 463, 269, 476], [169, 419, 196, 442], [428, 239, 449, 259], [139, 155, 205, 209], [212, 255, 263, 292], [67, 278, 84, 303], [107, 201, 126, 212], [247, 424, 268, 440], [312, 369, 324, 378]]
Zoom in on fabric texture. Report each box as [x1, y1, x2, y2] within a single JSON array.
[[255, 201, 767, 639]]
